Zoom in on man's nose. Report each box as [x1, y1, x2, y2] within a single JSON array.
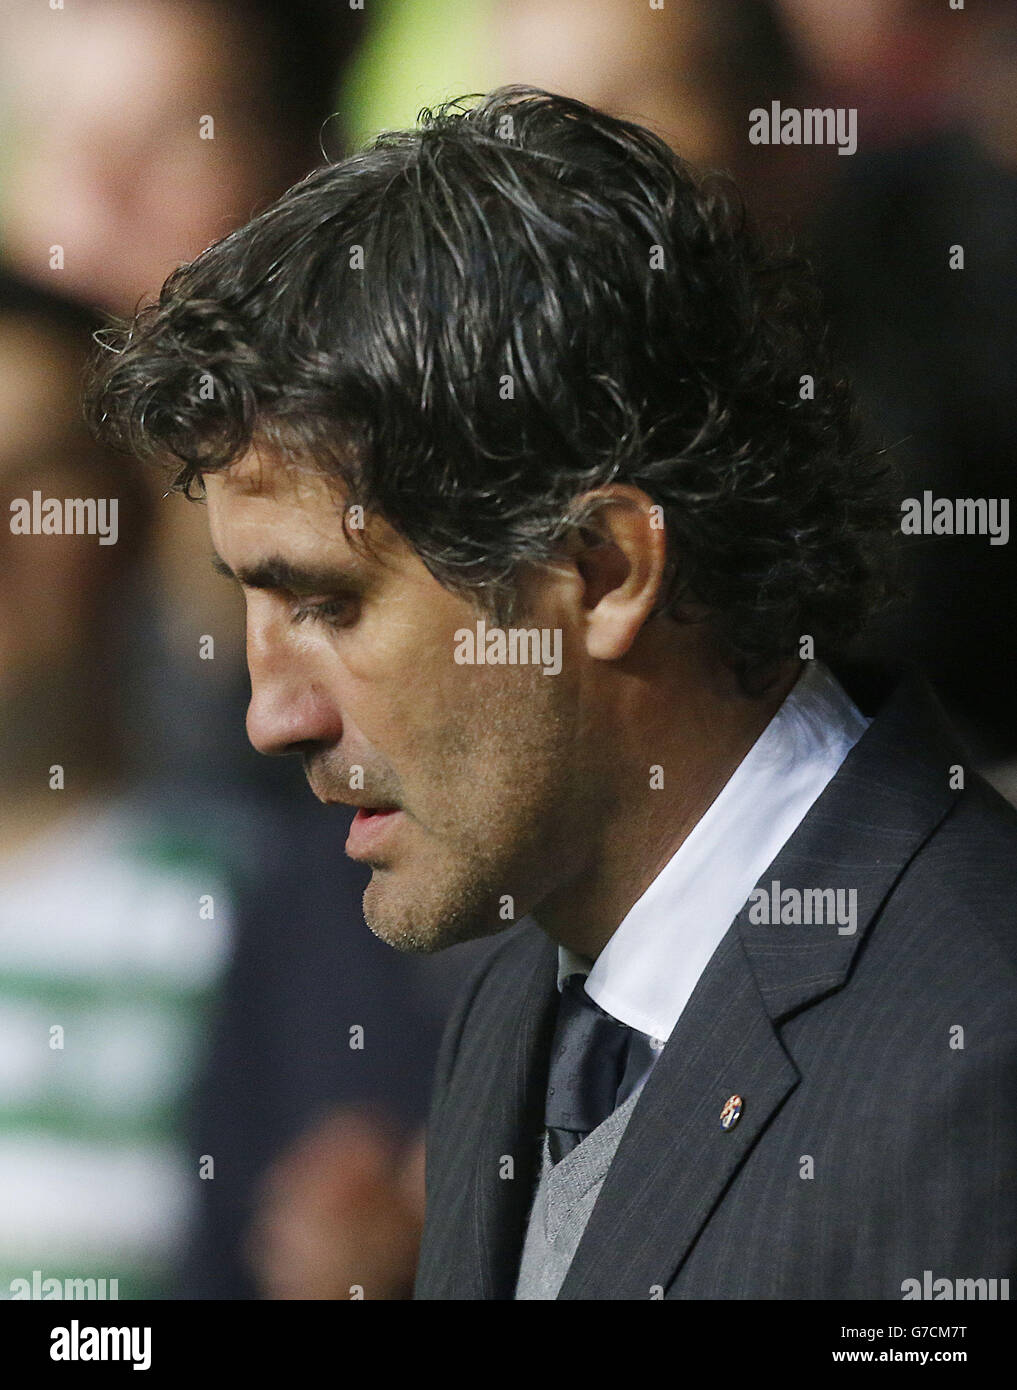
[[244, 610, 342, 757]]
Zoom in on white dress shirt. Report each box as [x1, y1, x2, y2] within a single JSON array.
[[556, 660, 871, 1045]]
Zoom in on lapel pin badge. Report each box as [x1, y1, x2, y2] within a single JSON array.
[[720, 1094, 743, 1130]]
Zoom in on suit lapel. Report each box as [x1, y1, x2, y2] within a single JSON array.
[[557, 925, 798, 1298], [558, 671, 962, 1298]]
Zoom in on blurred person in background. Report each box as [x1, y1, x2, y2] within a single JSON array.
[[489, 0, 813, 227], [774, 0, 977, 148], [805, 0, 1017, 763], [0, 270, 233, 1298], [0, 0, 363, 317]]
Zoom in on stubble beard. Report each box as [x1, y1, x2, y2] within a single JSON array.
[[359, 668, 579, 954]]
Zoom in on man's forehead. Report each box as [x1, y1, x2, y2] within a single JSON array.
[[208, 446, 347, 505], [204, 446, 412, 575]]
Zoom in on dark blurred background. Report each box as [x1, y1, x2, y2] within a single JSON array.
[[0, 0, 1014, 1299]]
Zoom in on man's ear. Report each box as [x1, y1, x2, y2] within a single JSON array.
[[568, 486, 670, 660]]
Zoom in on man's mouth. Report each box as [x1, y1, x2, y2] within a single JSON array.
[[345, 805, 404, 860]]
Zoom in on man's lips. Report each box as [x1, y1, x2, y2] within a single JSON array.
[[345, 806, 404, 859]]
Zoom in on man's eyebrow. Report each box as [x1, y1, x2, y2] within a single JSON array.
[[210, 552, 365, 592]]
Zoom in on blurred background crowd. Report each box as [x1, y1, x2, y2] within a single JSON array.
[[0, 0, 1014, 1299]]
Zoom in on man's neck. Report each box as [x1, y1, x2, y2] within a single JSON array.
[[533, 660, 801, 960]]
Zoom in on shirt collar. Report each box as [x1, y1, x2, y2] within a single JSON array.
[[555, 661, 870, 1041]]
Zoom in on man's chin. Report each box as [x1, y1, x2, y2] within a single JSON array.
[[361, 869, 508, 954]]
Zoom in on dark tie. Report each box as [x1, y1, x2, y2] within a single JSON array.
[[544, 973, 659, 1165]]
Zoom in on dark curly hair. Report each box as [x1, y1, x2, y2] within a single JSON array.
[[84, 85, 893, 691]]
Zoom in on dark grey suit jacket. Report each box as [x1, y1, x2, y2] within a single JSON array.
[[414, 669, 1017, 1299]]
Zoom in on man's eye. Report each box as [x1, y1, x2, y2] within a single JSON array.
[[291, 596, 358, 628]]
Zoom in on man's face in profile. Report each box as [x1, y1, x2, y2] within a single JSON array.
[[205, 448, 589, 952]]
